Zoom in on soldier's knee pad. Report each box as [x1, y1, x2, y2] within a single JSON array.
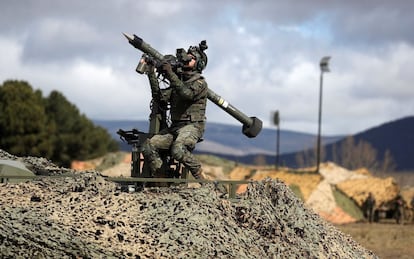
[[171, 143, 185, 161], [141, 140, 154, 156]]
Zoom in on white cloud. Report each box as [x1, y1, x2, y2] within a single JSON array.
[[0, 35, 150, 121], [146, 1, 185, 17], [33, 18, 99, 44], [0, 37, 21, 75], [1, 0, 414, 136]]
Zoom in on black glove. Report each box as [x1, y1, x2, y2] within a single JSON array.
[[161, 62, 173, 74]]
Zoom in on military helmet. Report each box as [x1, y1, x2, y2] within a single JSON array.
[[187, 40, 208, 72]]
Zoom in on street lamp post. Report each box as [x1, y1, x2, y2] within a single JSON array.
[[273, 111, 280, 170], [316, 56, 331, 173]]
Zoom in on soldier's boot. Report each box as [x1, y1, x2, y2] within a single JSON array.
[[147, 157, 162, 176], [191, 168, 207, 186], [146, 158, 169, 187], [214, 181, 228, 198], [192, 168, 206, 179]]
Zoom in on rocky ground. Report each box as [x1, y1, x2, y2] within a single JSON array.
[[0, 149, 378, 258]]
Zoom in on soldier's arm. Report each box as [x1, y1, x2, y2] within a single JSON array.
[[179, 79, 207, 100], [167, 73, 207, 100], [147, 69, 162, 101], [161, 61, 207, 99], [163, 69, 184, 88]]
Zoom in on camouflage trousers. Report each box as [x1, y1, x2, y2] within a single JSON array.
[[142, 123, 204, 175]]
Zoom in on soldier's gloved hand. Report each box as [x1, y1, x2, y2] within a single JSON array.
[[146, 63, 155, 75], [161, 62, 173, 75]]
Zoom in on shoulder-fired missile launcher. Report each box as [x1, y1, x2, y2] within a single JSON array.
[[122, 33, 262, 138], [117, 33, 263, 188]]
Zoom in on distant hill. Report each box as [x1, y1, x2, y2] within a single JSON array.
[[93, 119, 343, 156], [230, 116, 414, 171], [327, 116, 414, 171], [94, 116, 414, 171]]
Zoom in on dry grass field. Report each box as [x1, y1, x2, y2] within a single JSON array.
[[337, 221, 414, 259]]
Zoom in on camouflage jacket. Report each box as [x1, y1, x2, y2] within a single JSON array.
[[148, 70, 208, 123]]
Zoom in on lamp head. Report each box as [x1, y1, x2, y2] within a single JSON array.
[[320, 56, 331, 72]]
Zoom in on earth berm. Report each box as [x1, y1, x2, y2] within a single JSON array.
[[0, 149, 377, 258]]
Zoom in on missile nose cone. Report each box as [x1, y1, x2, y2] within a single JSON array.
[[122, 32, 134, 42]]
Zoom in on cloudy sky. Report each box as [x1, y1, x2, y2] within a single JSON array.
[[1, 0, 413, 136]]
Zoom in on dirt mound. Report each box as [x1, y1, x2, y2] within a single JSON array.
[[337, 177, 399, 207], [250, 169, 322, 201], [308, 162, 369, 224], [402, 187, 414, 209], [73, 152, 228, 180], [0, 149, 377, 258], [226, 162, 406, 225], [319, 162, 368, 184], [229, 166, 254, 180], [319, 207, 357, 224]]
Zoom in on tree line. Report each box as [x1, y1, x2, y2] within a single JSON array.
[[0, 80, 119, 167], [295, 136, 396, 174]]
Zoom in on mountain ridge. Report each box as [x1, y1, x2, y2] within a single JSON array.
[[94, 115, 414, 171], [210, 116, 414, 171], [93, 119, 343, 156]]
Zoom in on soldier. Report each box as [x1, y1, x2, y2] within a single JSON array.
[[142, 44, 208, 181], [410, 196, 414, 223], [364, 192, 376, 223], [394, 194, 405, 224]]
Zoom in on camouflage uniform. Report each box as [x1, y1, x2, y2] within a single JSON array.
[[364, 192, 376, 223], [394, 195, 405, 224], [142, 65, 207, 179]]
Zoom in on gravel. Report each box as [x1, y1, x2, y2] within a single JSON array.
[[0, 149, 378, 258]]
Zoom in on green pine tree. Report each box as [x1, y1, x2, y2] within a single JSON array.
[[1, 80, 119, 167], [0, 80, 53, 157]]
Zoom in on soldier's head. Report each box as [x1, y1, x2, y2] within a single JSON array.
[[186, 40, 208, 73]]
